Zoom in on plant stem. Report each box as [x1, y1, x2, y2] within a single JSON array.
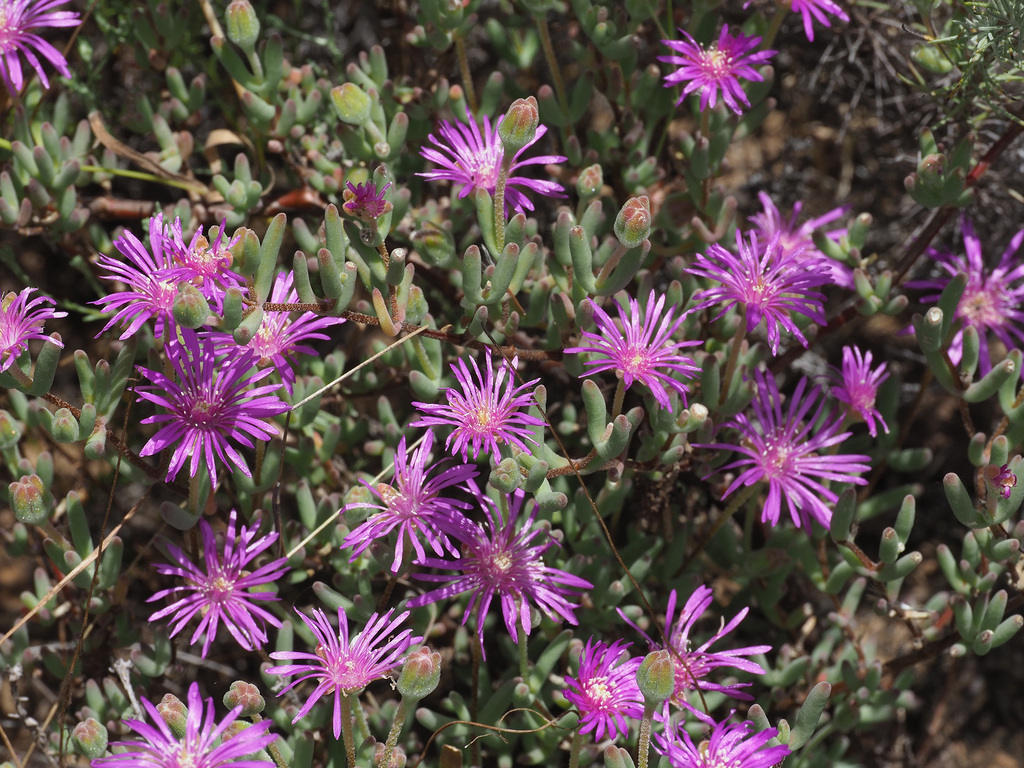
[[719, 306, 748, 407], [594, 243, 627, 290], [455, 33, 477, 113], [340, 694, 356, 768], [568, 729, 584, 768], [378, 699, 410, 768], [637, 703, 656, 768], [611, 379, 626, 420], [493, 157, 513, 252], [535, 12, 570, 123], [518, 623, 530, 681]]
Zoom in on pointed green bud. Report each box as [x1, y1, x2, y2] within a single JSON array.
[[172, 283, 211, 329], [157, 693, 188, 739], [635, 649, 675, 705], [72, 718, 108, 759], [576, 163, 603, 198], [331, 83, 372, 125], [10, 475, 53, 526], [50, 407, 80, 443], [224, 681, 265, 716], [225, 0, 260, 53], [0, 409, 23, 449], [497, 96, 540, 154], [614, 196, 651, 248], [397, 647, 442, 700]]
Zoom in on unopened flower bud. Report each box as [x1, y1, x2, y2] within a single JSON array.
[[614, 196, 651, 249], [157, 693, 188, 739], [576, 164, 603, 198], [10, 475, 53, 526], [225, 0, 260, 53], [331, 83, 372, 125], [50, 407, 80, 444], [374, 742, 407, 768], [224, 681, 265, 716], [0, 410, 22, 449], [497, 96, 540, 154], [172, 283, 210, 329], [636, 649, 675, 705], [396, 647, 442, 700], [72, 718, 108, 759]]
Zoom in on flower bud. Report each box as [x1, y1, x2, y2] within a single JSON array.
[[576, 164, 603, 198], [50, 407, 80, 444], [331, 83, 372, 125], [0, 410, 22, 449], [374, 742, 407, 768], [72, 718, 108, 759], [226, 0, 260, 53], [224, 681, 265, 717], [635, 649, 675, 705], [172, 283, 211, 329], [221, 721, 266, 759], [10, 475, 53, 526], [614, 196, 651, 249], [157, 693, 188, 739], [396, 647, 442, 700], [497, 97, 540, 154]]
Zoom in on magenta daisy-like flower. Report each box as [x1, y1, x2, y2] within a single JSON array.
[[411, 349, 545, 462], [408, 490, 592, 658], [205, 270, 344, 394], [622, 585, 770, 723], [749, 191, 853, 289], [832, 345, 889, 437], [93, 214, 179, 341], [91, 681, 276, 768], [267, 606, 421, 739], [703, 369, 871, 528], [343, 430, 479, 573], [653, 716, 790, 768], [0, 287, 65, 374], [686, 230, 832, 355], [134, 331, 289, 487], [0, 1, 80, 93], [161, 217, 245, 311], [565, 290, 701, 410], [908, 218, 1024, 373], [147, 509, 288, 658], [659, 26, 776, 115], [342, 180, 393, 221], [418, 107, 566, 213], [564, 639, 644, 742]]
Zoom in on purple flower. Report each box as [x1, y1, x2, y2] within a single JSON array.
[[342, 180, 393, 221], [134, 331, 289, 487], [205, 270, 344, 394], [411, 349, 546, 462], [686, 230, 832, 355], [653, 716, 790, 768], [418, 107, 566, 213], [565, 290, 701, 410], [749, 191, 852, 289], [267, 606, 421, 739], [0, 287, 65, 373], [907, 218, 1024, 373], [622, 585, 770, 722], [789, 0, 850, 42], [564, 639, 644, 742], [832, 345, 889, 437], [0, 1, 79, 92], [408, 490, 592, 657], [147, 509, 288, 658], [93, 214, 178, 340], [162, 217, 245, 311], [991, 464, 1016, 500], [703, 369, 871, 529], [91, 681, 276, 768], [342, 430, 479, 573], [659, 26, 776, 114]]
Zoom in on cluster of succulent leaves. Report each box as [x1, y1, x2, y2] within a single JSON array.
[[3, 1, 1024, 768]]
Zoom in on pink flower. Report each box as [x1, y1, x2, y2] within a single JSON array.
[[147, 509, 288, 658], [622, 586, 770, 723], [832, 345, 889, 437], [686, 230, 832, 355], [565, 290, 701, 410], [0, 1, 79, 92], [91, 681, 276, 768], [408, 490, 592, 658], [342, 430, 479, 573], [411, 349, 545, 462], [0, 287, 65, 373], [564, 639, 644, 742], [418, 107, 566, 213], [653, 716, 790, 768], [702, 369, 871, 529], [342, 180, 392, 221], [134, 331, 289, 487], [161, 218, 245, 312], [267, 606, 421, 739], [659, 26, 775, 114], [790, 0, 849, 42]]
